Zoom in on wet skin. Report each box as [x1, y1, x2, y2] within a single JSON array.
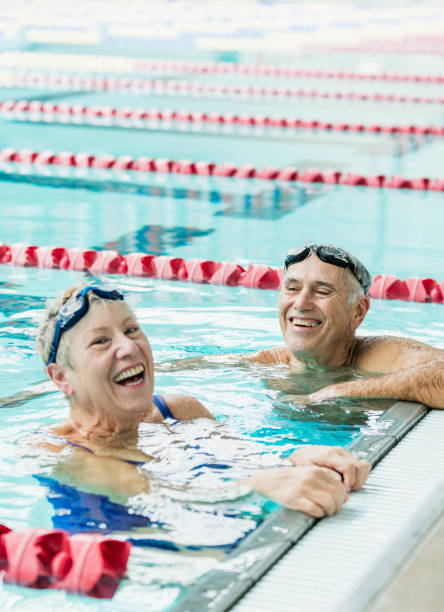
[[278, 256, 369, 369], [48, 300, 157, 435]]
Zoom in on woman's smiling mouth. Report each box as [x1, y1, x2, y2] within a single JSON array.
[[113, 364, 145, 386]]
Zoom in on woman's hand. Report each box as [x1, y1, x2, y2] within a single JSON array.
[[288, 445, 370, 491], [242, 465, 348, 518]]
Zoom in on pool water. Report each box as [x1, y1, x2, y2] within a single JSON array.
[[0, 265, 419, 611], [1, 2, 444, 608]]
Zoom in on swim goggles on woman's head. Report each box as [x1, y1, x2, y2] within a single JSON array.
[[284, 244, 371, 295], [46, 284, 124, 365]]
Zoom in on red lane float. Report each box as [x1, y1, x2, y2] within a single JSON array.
[[368, 275, 444, 303], [0, 243, 443, 303], [134, 60, 444, 84], [3, 71, 444, 105], [4, 52, 444, 83], [2, 147, 444, 193], [0, 524, 130, 598], [3, 99, 444, 138], [53, 534, 131, 598], [240, 265, 282, 290], [1, 526, 70, 589]]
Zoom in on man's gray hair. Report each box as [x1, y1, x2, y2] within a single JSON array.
[[343, 269, 365, 304]]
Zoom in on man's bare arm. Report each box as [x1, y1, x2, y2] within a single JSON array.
[[243, 346, 291, 365], [309, 336, 444, 409]]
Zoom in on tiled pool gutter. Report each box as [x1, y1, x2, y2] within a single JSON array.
[[172, 401, 441, 612]]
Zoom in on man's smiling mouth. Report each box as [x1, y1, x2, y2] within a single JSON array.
[[113, 364, 145, 385], [289, 317, 321, 328]]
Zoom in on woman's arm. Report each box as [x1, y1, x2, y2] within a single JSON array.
[[51, 447, 150, 505]]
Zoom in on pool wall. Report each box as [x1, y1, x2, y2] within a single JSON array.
[[171, 401, 427, 612]]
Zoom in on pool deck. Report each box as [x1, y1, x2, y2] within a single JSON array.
[[366, 509, 444, 612], [230, 407, 444, 612]]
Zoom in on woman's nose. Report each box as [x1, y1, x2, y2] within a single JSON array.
[[114, 332, 137, 358]]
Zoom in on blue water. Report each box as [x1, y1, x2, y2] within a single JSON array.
[[1, 265, 420, 611], [1, 7, 444, 608], [1, 168, 443, 279]]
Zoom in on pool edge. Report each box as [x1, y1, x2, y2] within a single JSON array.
[[170, 400, 427, 612]]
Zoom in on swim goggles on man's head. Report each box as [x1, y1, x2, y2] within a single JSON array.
[[284, 244, 372, 295], [46, 284, 124, 365]]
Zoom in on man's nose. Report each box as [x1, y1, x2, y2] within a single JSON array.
[[292, 287, 313, 310]]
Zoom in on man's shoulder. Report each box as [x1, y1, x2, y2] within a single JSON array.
[[245, 345, 291, 365], [353, 335, 396, 373], [354, 334, 443, 373]]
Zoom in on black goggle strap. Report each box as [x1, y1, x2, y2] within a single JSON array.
[[46, 285, 124, 365], [284, 246, 370, 294]]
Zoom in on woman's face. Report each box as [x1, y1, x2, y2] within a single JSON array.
[[61, 300, 155, 420]]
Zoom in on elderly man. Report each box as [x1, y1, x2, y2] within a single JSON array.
[[247, 244, 444, 409]]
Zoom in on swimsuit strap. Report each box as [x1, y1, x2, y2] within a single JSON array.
[[153, 393, 175, 420], [36, 430, 146, 465]]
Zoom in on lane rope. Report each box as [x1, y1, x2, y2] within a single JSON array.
[[0, 242, 442, 304], [2, 99, 443, 137], [1, 71, 443, 105], [1, 51, 443, 84], [1, 146, 444, 192]]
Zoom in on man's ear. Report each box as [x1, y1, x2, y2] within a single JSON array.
[[47, 363, 74, 397], [352, 296, 370, 331]]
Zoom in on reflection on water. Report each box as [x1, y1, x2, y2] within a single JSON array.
[[13, 413, 282, 545], [262, 363, 393, 426], [2, 409, 282, 609], [0, 267, 442, 609]]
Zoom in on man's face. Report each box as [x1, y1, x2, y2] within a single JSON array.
[[278, 255, 367, 366]]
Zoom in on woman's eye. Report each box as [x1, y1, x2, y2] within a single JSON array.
[[92, 337, 109, 346], [126, 326, 139, 335]]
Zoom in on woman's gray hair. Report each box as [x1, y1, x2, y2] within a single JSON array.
[[36, 284, 110, 369]]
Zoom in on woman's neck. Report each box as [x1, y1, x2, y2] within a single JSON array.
[[66, 402, 154, 442]]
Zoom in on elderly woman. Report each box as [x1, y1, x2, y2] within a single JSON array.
[[34, 283, 370, 519]]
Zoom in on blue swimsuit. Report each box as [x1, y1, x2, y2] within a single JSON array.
[[35, 394, 176, 534], [34, 396, 252, 550], [46, 393, 175, 464], [152, 393, 174, 420]]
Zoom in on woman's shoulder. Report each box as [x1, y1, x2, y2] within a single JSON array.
[[23, 424, 72, 453], [159, 392, 214, 420]]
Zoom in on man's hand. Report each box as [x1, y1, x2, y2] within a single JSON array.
[[280, 388, 344, 406], [307, 385, 344, 403], [242, 465, 348, 518], [288, 445, 370, 491]]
